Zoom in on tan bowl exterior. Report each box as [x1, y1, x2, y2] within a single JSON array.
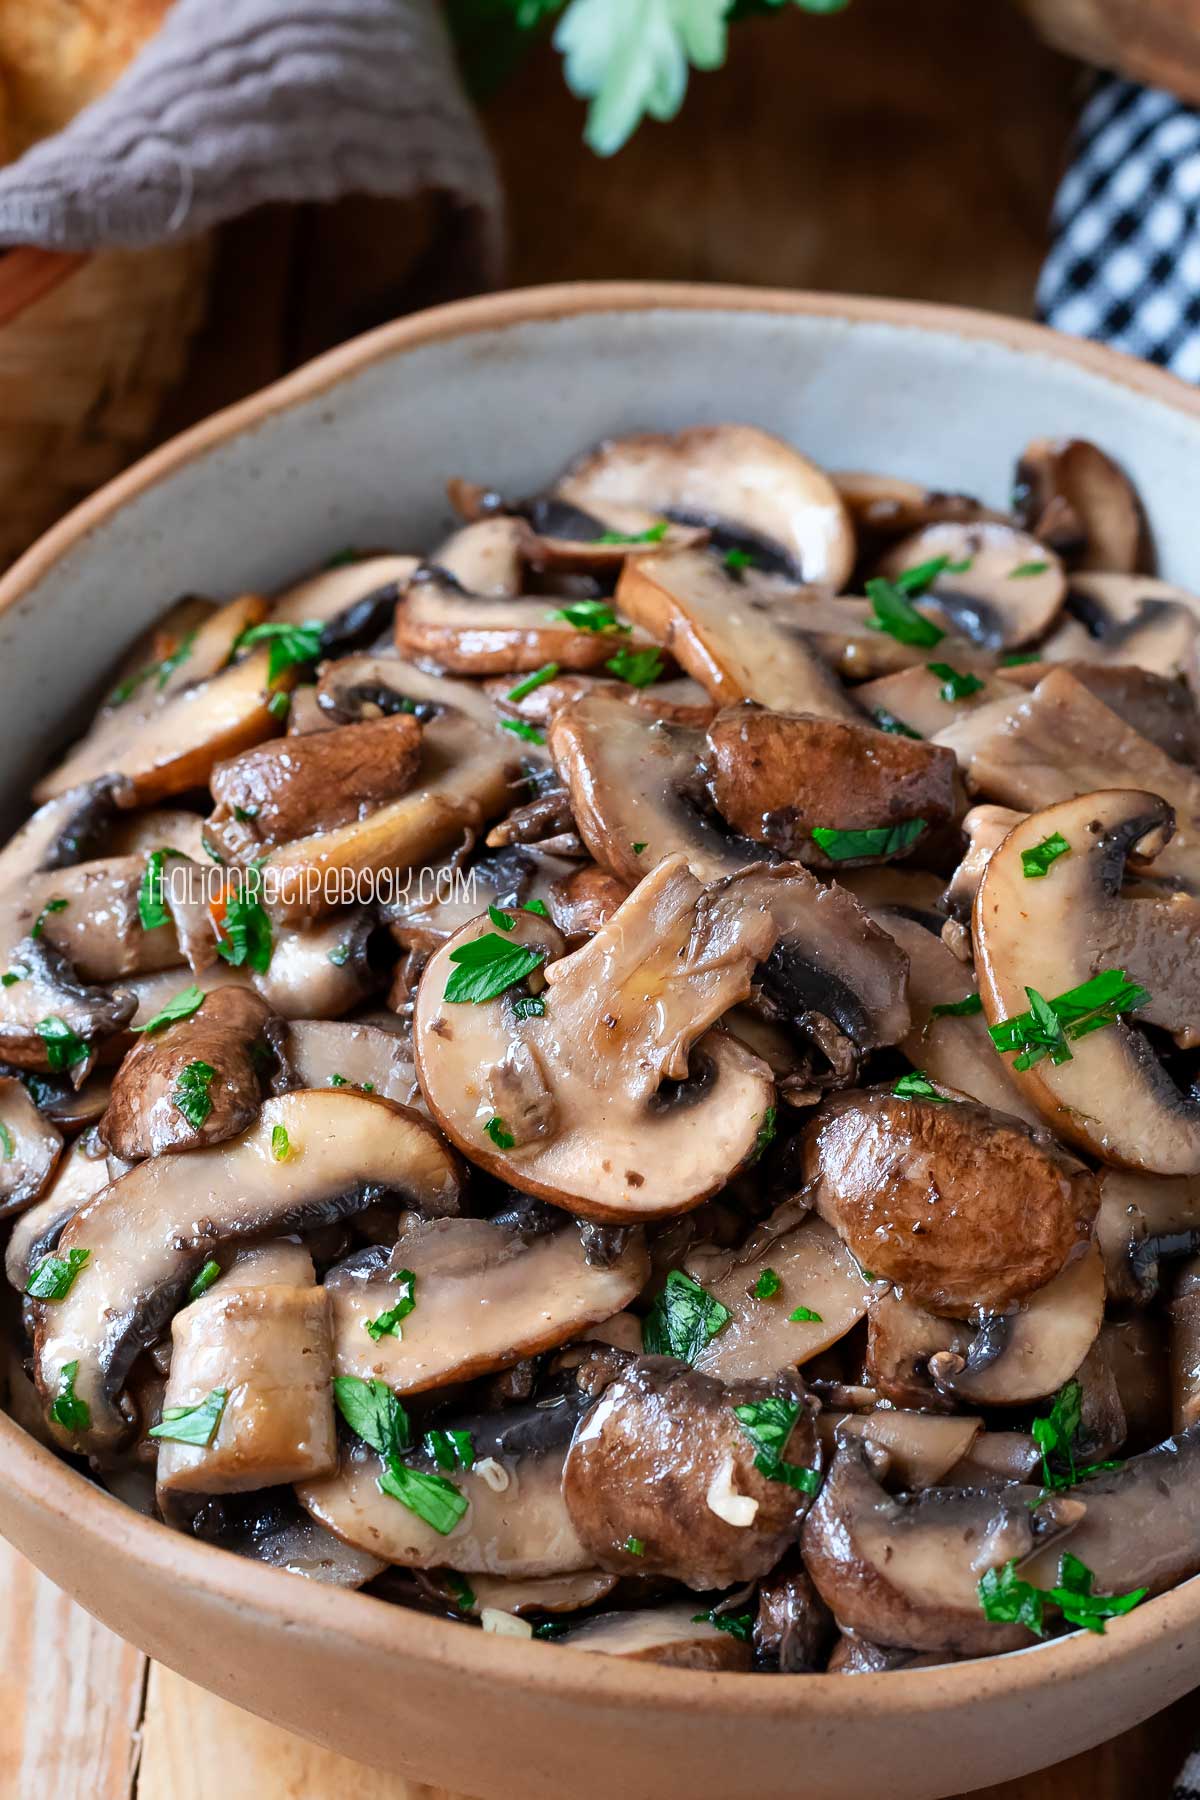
[[2, 284, 1200, 1799]]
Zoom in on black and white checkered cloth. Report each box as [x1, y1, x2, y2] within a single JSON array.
[[1038, 76, 1200, 380]]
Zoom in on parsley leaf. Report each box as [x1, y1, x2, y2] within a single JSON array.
[[214, 868, 273, 973], [642, 1269, 731, 1363], [488, 904, 517, 932], [1031, 1379, 1084, 1490], [605, 644, 665, 687], [188, 1259, 222, 1302], [1021, 832, 1071, 879], [26, 1246, 89, 1301], [596, 521, 669, 545], [979, 1554, 1146, 1637], [554, 0, 730, 158], [500, 718, 546, 745], [173, 1060, 216, 1130], [149, 1387, 228, 1447], [512, 995, 547, 1020], [108, 630, 197, 705], [692, 1607, 754, 1642], [545, 599, 628, 633], [752, 1268, 781, 1300], [894, 555, 951, 596], [523, 898, 550, 917], [894, 1070, 949, 1101], [0, 1119, 12, 1160], [445, 1572, 477, 1613], [36, 1016, 89, 1073], [132, 984, 205, 1034], [929, 992, 983, 1020], [31, 897, 67, 940], [333, 1374, 411, 1457], [485, 1116, 515, 1149], [50, 1360, 90, 1435], [988, 969, 1149, 1071], [749, 1104, 777, 1164], [443, 932, 546, 1005], [507, 662, 560, 702], [624, 1536, 646, 1555], [789, 1304, 823, 1323], [871, 707, 923, 739], [1009, 560, 1050, 579], [723, 548, 758, 572], [378, 1459, 468, 1535], [364, 1269, 417, 1342], [733, 1396, 820, 1493], [811, 819, 926, 860], [234, 619, 323, 684], [865, 576, 944, 647], [927, 661, 984, 703], [270, 1124, 292, 1161], [138, 849, 179, 931], [424, 1428, 475, 1471]]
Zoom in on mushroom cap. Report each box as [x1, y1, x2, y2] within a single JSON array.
[[1037, 572, 1200, 689], [1012, 436, 1145, 573], [802, 1086, 1098, 1316], [0, 1075, 63, 1219], [875, 523, 1066, 651], [394, 567, 651, 677], [928, 1244, 1106, 1406], [558, 1604, 753, 1671]]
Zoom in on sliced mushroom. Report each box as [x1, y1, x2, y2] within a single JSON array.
[[755, 1565, 834, 1671], [98, 987, 273, 1161], [1, 853, 207, 984], [315, 651, 503, 734], [154, 1242, 336, 1511], [205, 713, 423, 862], [269, 553, 420, 635], [617, 549, 861, 720], [327, 1215, 647, 1394], [801, 1433, 1081, 1654], [685, 1212, 873, 1381], [1103, 1313, 1172, 1450], [298, 1390, 592, 1578], [1002, 662, 1200, 766], [865, 1288, 966, 1411], [208, 1495, 386, 1589], [941, 805, 1025, 923], [562, 1359, 819, 1589], [120, 961, 254, 1033], [0, 934, 136, 1075], [5, 1133, 111, 1290], [832, 472, 991, 538], [944, 1431, 1041, 1487], [454, 1570, 618, 1617], [826, 1635, 953, 1675], [0, 777, 130, 884], [385, 845, 580, 953], [1095, 1168, 1200, 1305], [856, 663, 1022, 743], [1168, 1258, 1200, 1433], [973, 789, 1200, 1170], [103, 808, 210, 866], [1012, 438, 1146, 573], [250, 910, 376, 1019], [0, 1075, 62, 1218], [272, 1018, 418, 1105], [701, 702, 958, 867], [875, 524, 1066, 650], [815, 1410, 982, 1490], [554, 425, 855, 586], [545, 863, 631, 940], [803, 1087, 1097, 1316], [31, 1089, 463, 1451], [928, 1244, 1106, 1406], [1037, 573, 1200, 689], [486, 670, 714, 730], [557, 1605, 753, 1671], [395, 568, 655, 678]]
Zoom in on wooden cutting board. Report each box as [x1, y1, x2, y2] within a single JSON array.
[[1, 1535, 1195, 1800]]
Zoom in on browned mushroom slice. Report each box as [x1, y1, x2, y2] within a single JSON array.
[[856, 662, 1022, 742], [485, 670, 714, 730], [1037, 573, 1200, 687], [864, 1287, 966, 1411], [1012, 439, 1146, 572], [563, 1360, 820, 1590], [685, 1212, 872, 1381], [803, 1434, 1083, 1655], [555, 424, 855, 586], [394, 568, 651, 678], [546, 864, 631, 940], [250, 911, 375, 1018], [1099, 1169, 1200, 1306], [826, 1635, 955, 1675], [385, 845, 580, 954], [23, 1069, 112, 1135], [1104, 1314, 1172, 1449], [941, 806, 1026, 923], [833, 470, 993, 535], [314, 652, 504, 734], [702, 703, 958, 867], [802, 1087, 1097, 1317], [0, 935, 135, 1075], [103, 808, 210, 865], [205, 713, 423, 863], [155, 1242, 336, 1512], [814, 1410, 982, 1489], [557, 1605, 753, 1671], [754, 1565, 834, 1671], [1003, 662, 1200, 766], [454, 1570, 619, 1617], [0, 1076, 62, 1218], [929, 1245, 1106, 1407], [0, 778, 131, 885], [617, 550, 861, 720], [414, 859, 774, 1222], [1168, 1259, 1200, 1432], [120, 962, 254, 1034], [98, 987, 272, 1161], [269, 554, 420, 631], [3, 853, 205, 983], [31, 1089, 463, 1451], [974, 789, 1200, 1171], [936, 669, 1200, 889], [5, 1133, 112, 1290], [875, 523, 1066, 650], [944, 1431, 1041, 1487], [298, 1392, 592, 1578], [327, 1215, 647, 1393], [272, 1019, 418, 1105], [1019, 1423, 1200, 1601]]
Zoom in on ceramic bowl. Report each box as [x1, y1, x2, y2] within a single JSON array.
[[2, 285, 1199, 1800]]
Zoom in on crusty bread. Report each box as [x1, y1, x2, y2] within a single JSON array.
[[0, 0, 173, 160]]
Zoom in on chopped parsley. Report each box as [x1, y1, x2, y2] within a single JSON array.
[[1002, 651, 1042, 667], [1032, 1379, 1084, 1491], [329, 1073, 348, 1087], [811, 819, 926, 861], [605, 645, 664, 687], [333, 1374, 410, 1456], [987, 968, 1149, 1072], [424, 1428, 475, 1471], [749, 1104, 777, 1165], [443, 932, 546, 1005], [267, 691, 290, 722], [545, 600, 629, 634], [631, 841, 647, 855], [31, 898, 67, 940], [752, 1268, 781, 1301], [232, 805, 258, 823], [723, 548, 758, 573], [174, 1060, 216, 1131], [270, 1123, 291, 1162], [789, 1305, 824, 1323], [978, 1552, 1145, 1637], [36, 1016, 89, 1073], [488, 904, 516, 932], [26, 1246, 90, 1301], [327, 942, 351, 967], [871, 707, 923, 739], [50, 1360, 90, 1434], [865, 576, 944, 648], [1009, 560, 1050, 579], [485, 1116, 515, 1150], [522, 899, 550, 918], [500, 718, 545, 745], [0, 1119, 12, 1160], [1, 966, 26, 987], [364, 1268, 417, 1342], [692, 1607, 754, 1642], [445, 1572, 477, 1613], [894, 1070, 949, 1102], [512, 995, 546, 1020], [929, 992, 983, 1020], [733, 1397, 820, 1493], [138, 849, 182, 931], [378, 1460, 468, 1536], [624, 1536, 646, 1556], [188, 1259, 222, 1302], [108, 630, 197, 705], [148, 1386, 228, 1447], [596, 521, 669, 546], [132, 984, 205, 1034], [234, 619, 323, 684], [507, 662, 560, 702], [213, 868, 273, 973], [894, 554, 971, 596], [927, 661, 984, 703], [1021, 832, 1071, 879], [642, 1269, 731, 1363]]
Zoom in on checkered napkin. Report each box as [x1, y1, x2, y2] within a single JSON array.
[[1038, 76, 1200, 380]]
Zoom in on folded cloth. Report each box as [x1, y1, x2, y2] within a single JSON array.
[[0, 0, 501, 280], [1038, 76, 1200, 382]]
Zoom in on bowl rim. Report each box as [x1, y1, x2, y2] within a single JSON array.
[[2, 278, 1198, 1723]]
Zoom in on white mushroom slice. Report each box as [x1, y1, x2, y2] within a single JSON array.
[[155, 1244, 336, 1508], [516, 502, 706, 575], [453, 1571, 616, 1617], [974, 789, 1200, 1171], [314, 652, 506, 736], [944, 1430, 1041, 1487], [1037, 573, 1200, 686], [1013, 437, 1145, 572], [928, 1245, 1106, 1406], [121, 961, 254, 1031], [555, 424, 855, 586], [0, 778, 129, 886], [936, 668, 1200, 890], [432, 516, 531, 595], [941, 805, 1026, 923], [224, 1505, 386, 1589], [1003, 662, 1200, 767], [487, 670, 713, 730], [387, 846, 581, 954], [1096, 1167, 1200, 1304], [815, 1411, 981, 1489], [103, 808, 210, 865], [274, 1019, 418, 1105], [395, 569, 653, 677], [557, 1605, 753, 1671], [0, 935, 136, 1074], [876, 523, 1066, 650], [687, 1214, 872, 1380], [415, 857, 780, 1221], [832, 472, 991, 537], [856, 662, 1021, 741], [269, 554, 419, 629], [250, 911, 374, 1018], [1, 854, 201, 983], [35, 647, 286, 806], [327, 1215, 647, 1393], [31, 1089, 463, 1451], [6, 1134, 111, 1289], [1168, 1258, 1200, 1433], [0, 1076, 62, 1218], [617, 549, 860, 720], [865, 1288, 966, 1411]]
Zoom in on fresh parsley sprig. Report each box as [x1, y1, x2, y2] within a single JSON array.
[[979, 1552, 1145, 1637], [988, 968, 1149, 1072], [733, 1396, 820, 1494], [642, 1269, 730, 1363]]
